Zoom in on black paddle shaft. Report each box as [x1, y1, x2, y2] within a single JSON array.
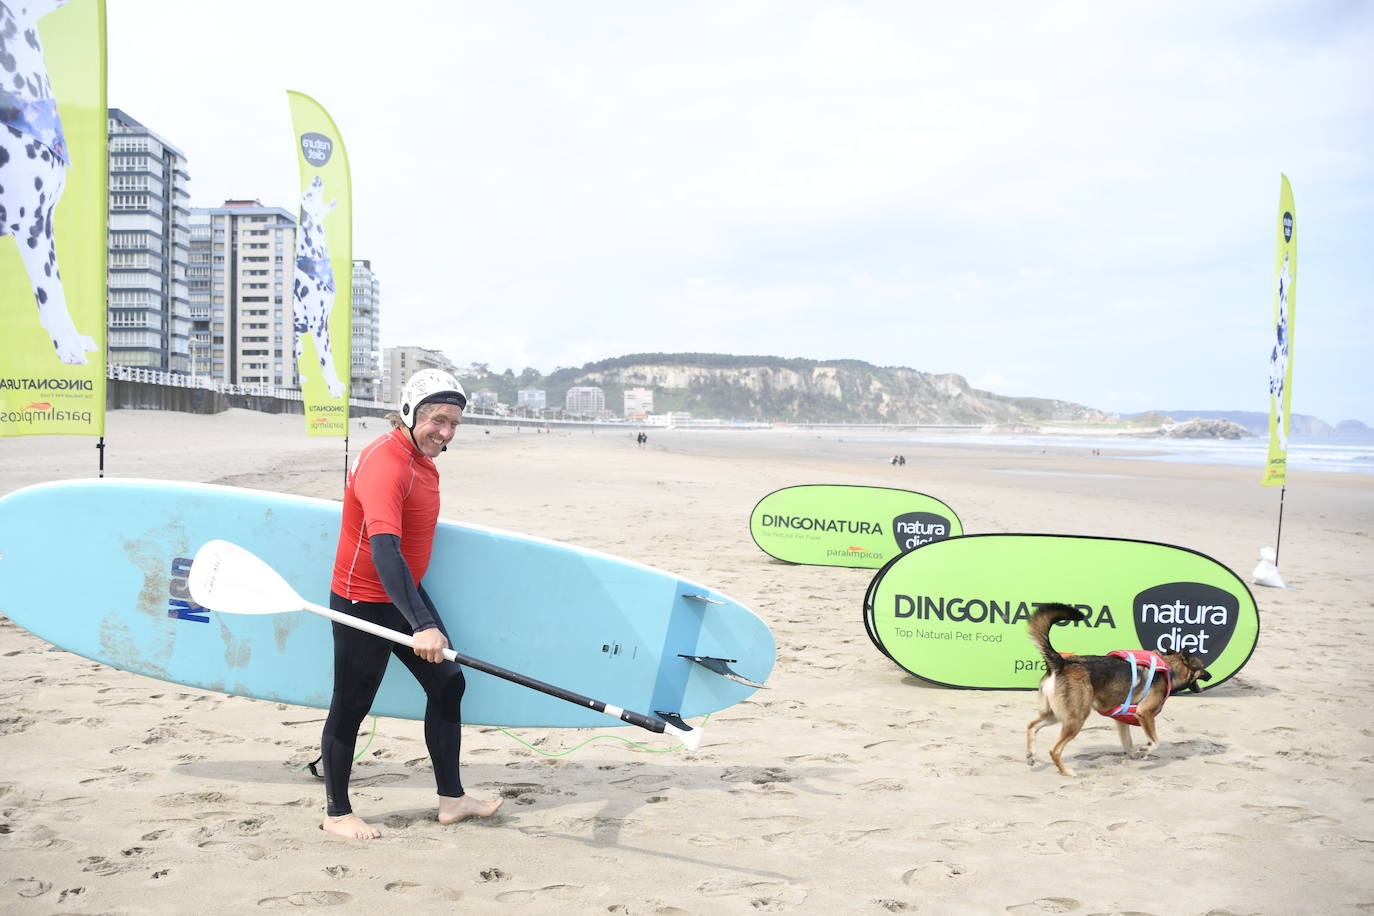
[[448, 649, 675, 736]]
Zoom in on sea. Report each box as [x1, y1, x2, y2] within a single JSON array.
[[890, 431, 1374, 476]]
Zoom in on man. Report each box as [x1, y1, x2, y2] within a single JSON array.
[[321, 368, 502, 839]]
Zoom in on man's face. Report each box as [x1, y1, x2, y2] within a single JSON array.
[[413, 404, 462, 457]]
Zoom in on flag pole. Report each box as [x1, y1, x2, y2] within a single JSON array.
[[1274, 486, 1287, 566]]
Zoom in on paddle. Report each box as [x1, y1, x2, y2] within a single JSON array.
[[188, 539, 703, 750]]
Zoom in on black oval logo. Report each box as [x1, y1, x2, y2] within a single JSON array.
[[891, 511, 953, 554], [1282, 211, 1294, 243], [1131, 581, 1238, 666], [300, 132, 333, 167]]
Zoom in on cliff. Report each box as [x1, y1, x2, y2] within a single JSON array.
[[467, 353, 1113, 426]]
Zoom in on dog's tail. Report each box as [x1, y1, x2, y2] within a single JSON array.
[[1027, 603, 1088, 675]]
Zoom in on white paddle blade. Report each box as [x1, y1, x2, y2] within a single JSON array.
[[189, 539, 307, 616]]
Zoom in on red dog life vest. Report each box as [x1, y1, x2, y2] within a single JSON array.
[[1100, 649, 1172, 726]]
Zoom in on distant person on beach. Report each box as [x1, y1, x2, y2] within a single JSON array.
[[322, 368, 502, 839]]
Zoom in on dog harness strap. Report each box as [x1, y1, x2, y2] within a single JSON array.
[[1103, 650, 1171, 724]]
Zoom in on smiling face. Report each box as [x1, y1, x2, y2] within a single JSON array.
[[412, 403, 462, 458]]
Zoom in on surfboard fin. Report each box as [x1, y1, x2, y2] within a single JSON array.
[[682, 593, 727, 605], [679, 654, 768, 689]]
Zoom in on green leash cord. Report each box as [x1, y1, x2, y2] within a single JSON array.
[[305, 712, 702, 776], [496, 714, 710, 757], [303, 715, 378, 777]]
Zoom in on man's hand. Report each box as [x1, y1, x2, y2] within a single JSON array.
[[412, 627, 450, 664]]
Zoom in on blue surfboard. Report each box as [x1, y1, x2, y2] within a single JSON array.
[[0, 479, 774, 727]]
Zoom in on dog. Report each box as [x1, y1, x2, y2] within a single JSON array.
[[0, 0, 97, 364], [292, 175, 346, 397], [1025, 603, 1211, 777]]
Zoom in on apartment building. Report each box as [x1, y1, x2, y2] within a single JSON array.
[[188, 201, 296, 387], [516, 389, 546, 413], [565, 386, 606, 417], [107, 109, 192, 371], [351, 260, 382, 401], [623, 387, 654, 418], [381, 346, 459, 406]]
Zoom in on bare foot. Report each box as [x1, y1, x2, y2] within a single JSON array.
[[320, 813, 381, 839], [437, 794, 503, 824]]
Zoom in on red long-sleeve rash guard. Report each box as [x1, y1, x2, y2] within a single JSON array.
[[331, 428, 442, 631]]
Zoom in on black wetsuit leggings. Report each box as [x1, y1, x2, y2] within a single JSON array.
[[321, 592, 467, 817]]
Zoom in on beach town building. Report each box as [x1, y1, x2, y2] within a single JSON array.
[[106, 110, 192, 373], [623, 387, 654, 419], [188, 201, 296, 388], [516, 389, 546, 414], [565, 386, 606, 418], [381, 346, 460, 406], [472, 389, 499, 412], [646, 411, 692, 427], [351, 260, 382, 401]]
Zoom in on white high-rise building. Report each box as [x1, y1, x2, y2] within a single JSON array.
[[565, 386, 606, 417], [351, 260, 382, 401], [188, 201, 296, 387], [107, 109, 192, 371], [623, 387, 654, 418]]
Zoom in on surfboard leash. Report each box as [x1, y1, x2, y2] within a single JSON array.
[[496, 714, 711, 758], [304, 715, 378, 778]]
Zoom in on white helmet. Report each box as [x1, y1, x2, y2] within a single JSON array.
[[400, 369, 467, 429]]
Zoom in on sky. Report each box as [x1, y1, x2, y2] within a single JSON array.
[[106, 1, 1374, 424]]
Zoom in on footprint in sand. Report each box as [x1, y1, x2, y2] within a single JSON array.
[[348, 772, 410, 788], [494, 884, 585, 904], [693, 876, 808, 910], [0, 714, 35, 736], [500, 783, 556, 806], [154, 790, 234, 808], [2, 877, 52, 899], [1242, 804, 1338, 825], [7, 824, 73, 852], [1005, 897, 1082, 913], [78, 765, 152, 789], [901, 861, 973, 886], [80, 855, 140, 877], [257, 890, 353, 907], [383, 880, 463, 901], [196, 840, 273, 861], [719, 766, 793, 785]]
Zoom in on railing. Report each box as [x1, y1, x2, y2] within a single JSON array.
[[106, 364, 388, 410]]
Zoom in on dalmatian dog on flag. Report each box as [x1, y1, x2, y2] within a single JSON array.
[[292, 175, 346, 398], [1267, 253, 1291, 451], [1, 0, 98, 364]]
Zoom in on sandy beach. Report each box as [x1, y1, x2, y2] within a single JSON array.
[[2, 408, 1372, 914]]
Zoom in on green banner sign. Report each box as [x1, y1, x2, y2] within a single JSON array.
[[0, 0, 106, 438], [750, 485, 962, 568], [1263, 174, 1296, 487], [865, 534, 1259, 690], [287, 90, 351, 437]]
